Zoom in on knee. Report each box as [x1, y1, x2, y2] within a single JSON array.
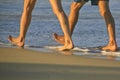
[[52, 8, 64, 16], [99, 8, 109, 17], [24, 7, 31, 13], [23, 5, 34, 15], [98, 2, 110, 17], [70, 2, 82, 12], [99, 9, 105, 17]]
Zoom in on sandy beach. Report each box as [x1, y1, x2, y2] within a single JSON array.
[[0, 0, 120, 79], [0, 47, 120, 80]]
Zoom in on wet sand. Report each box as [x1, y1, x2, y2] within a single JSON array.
[[0, 47, 120, 80]]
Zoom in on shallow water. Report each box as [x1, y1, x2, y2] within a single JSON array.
[[0, 0, 120, 60]]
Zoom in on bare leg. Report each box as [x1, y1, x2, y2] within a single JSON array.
[[53, 1, 85, 44], [49, 0, 74, 51], [98, 0, 118, 51], [8, 0, 36, 47]]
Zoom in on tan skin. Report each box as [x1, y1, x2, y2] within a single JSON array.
[[53, 0, 118, 52], [49, 0, 74, 51], [8, 0, 74, 51], [8, 0, 37, 47]]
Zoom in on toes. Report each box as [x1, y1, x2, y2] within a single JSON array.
[[8, 35, 12, 42], [53, 33, 58, 40]]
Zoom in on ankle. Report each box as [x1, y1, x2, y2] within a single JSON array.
[[109, 40, 117, 46], [18, 36, 25, 42]]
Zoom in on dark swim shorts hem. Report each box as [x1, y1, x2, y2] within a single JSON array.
[[74, 0, 109, 3], [74, 0, 109, 5], [74, 0, 89, 3]]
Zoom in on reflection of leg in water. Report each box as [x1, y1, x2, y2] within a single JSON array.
[[60, 51, 73, 55]]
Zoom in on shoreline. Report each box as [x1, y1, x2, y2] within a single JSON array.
[[0, 43, 120, 61], [0, 47, 120, 80], [0, 47, 120, 67]]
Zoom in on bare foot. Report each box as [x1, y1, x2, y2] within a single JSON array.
[[58, 40, 74, 51], [59, 44, 74, 51], [8, 35, 24, 47], [101, 44, 118, 52], [53, 33, 65, 44]]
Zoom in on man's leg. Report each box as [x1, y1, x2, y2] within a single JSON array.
[[8, 0, 36, 47], [53, 0, 86, 44], [49, 0, 74, 51], [98, 0, 118, 51]]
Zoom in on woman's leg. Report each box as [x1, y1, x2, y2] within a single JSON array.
[[49, 0, 74, 51], [8, 0, 36, 47]]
